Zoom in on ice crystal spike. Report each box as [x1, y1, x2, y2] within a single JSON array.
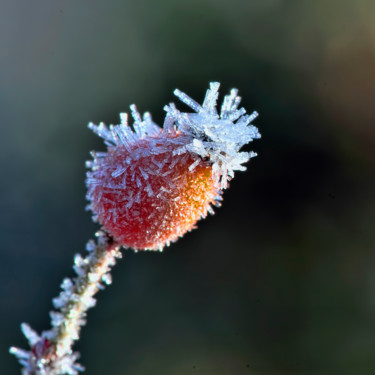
[[202, 82, 220, 115], [86, 82, 260, 251], [21, 323, 41, 346]]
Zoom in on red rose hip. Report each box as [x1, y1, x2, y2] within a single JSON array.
[[86, 82, 260, 251]]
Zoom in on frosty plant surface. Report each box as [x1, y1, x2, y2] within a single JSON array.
[[10, 82, 261, 374]]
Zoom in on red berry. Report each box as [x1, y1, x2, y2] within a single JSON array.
[[88, 133, 219, 250], [86, 83, 260, 251]]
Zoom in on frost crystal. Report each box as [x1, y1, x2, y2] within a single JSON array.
[[88, 82, 259, 189], [167, 82, 260, 188]]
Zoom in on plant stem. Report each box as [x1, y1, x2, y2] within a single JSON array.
[[10, 231, 121, 375]]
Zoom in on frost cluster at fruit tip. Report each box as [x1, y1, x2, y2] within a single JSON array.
[[87, 82, 260, 190], [167, 82, 261, 188]]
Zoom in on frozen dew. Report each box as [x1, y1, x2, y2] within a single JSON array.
[[188, 158, 201, 171], [61, 278, 74, 291], [50, 311, 65, 327], [202, 82, 220, 115], [9, 346, 30, 360], [101, 273, 112, 285], [21, 323, 41, 346], [52, 293, 69, 309], [173, 89, 202, 113]]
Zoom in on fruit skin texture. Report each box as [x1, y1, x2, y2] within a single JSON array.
[[88, 134, 219, 251]]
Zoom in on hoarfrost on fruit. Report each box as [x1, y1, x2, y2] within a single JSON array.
[[86, 82, 260, 250]]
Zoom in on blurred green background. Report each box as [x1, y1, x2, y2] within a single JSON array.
[[1, 0, 375, 374]]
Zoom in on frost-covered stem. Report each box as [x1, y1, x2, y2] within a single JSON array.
[[10, 231, 122, 375], [53, 233, 120, 358]]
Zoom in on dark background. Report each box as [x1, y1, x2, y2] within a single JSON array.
[[1, 1, 375, 374]]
